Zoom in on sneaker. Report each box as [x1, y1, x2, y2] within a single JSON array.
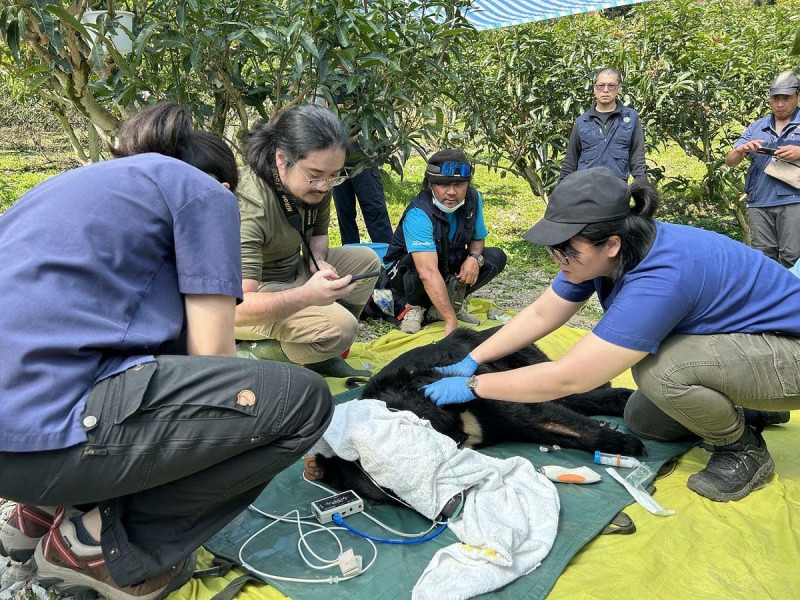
[[34, 513, 196, 600], [687, 427, 774, 502], [0, 504, 56, 562], [400, 305, 425, 334]]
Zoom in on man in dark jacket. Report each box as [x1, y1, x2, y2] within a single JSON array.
[[372, 149, 507, 335], [560, 67, 647, 184]]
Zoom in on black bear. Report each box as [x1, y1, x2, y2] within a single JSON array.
[[312, 326, 644, 503]]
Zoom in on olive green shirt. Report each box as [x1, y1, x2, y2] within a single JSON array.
[[237, 166, 332, 283]]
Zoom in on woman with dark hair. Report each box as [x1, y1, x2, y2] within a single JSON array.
[[110, 102, 239, 190], [424, 166, 800, 503], [234, 103, 379, 377], [0, 103, 332, 600]]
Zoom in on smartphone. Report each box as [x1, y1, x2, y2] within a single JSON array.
[[757, 146, 776, 155], [350, 270, 381, 282]]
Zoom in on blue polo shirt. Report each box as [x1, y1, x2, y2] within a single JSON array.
[[0, 154, 242, 452], [735, 108, 800, 207], [552, 221, 800, 353]]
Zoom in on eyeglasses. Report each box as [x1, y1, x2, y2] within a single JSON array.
[[594, 83, 620, 91], [546, 240, 606, 266], [290, 160, 348, 188], [426, 161, 473, 178]]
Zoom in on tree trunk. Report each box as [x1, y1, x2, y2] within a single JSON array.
[[53, 106, 89, 164], [87, 121, 101, 163], [733, 193, 750, 245]]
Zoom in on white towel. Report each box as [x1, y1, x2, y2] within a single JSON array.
[[309, 399, 560, 599]]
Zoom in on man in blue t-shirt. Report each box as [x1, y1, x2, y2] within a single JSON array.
[[726, 70, 800, 266], [374, 149, 507, 335]]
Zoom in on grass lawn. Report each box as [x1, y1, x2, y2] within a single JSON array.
[[0, 153, 65, 213]]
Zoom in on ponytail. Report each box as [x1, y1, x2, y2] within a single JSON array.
[[577, 181, 659, 280]]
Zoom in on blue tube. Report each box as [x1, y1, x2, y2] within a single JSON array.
[[331, 513, 449, 544]]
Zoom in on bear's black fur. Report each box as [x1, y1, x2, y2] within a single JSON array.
[[315, 326, 644, 503]]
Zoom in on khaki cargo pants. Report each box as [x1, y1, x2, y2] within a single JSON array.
[[235, 246, 380, 364]]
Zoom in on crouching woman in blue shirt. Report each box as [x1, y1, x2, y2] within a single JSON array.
[[0, 103, 332, 600], [424, 166, 800, 502]]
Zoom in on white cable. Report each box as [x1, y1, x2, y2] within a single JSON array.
[[247, 504, 315, 521], [238, 508, 378, 584], [246, 506, 343, 566]]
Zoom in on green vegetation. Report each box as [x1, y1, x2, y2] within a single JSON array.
[[1, 0, 471, 171], [2, 0, 799, 246], [0, 149, 73, 213]]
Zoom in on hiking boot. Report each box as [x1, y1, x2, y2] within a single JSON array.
[[0, 504, 57, 562], [239, 339, 291, 362], [426, 305, 479, 325], [687, 427, 774, 502], [400, 305, 425, 334], [306, 356, 371, 378], [34, 512, 196, 600]]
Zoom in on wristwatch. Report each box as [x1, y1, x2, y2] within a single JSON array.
[[469, 252, 484, 267], [466, 375, 481, 399]]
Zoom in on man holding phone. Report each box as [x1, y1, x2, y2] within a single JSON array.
[[726, 70, 800, 266]]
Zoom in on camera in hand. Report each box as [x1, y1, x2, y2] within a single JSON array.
[[757, 146, 777, 155]]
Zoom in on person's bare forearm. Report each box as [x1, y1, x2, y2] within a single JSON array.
[[309, 234, 329, 267], [420, 268, 457, 322], [471, 332, 647, 403], [235, 286, 312, 326]]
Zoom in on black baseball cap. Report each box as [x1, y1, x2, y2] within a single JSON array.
[[523, 167, 632, 246], [770, 70, 800, 96]]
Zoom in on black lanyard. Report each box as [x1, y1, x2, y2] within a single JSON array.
[[270, 168, 320, 272]]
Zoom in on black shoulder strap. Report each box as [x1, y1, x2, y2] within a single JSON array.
[[209, 574, 262, 600], [270, 169, 320, 272]]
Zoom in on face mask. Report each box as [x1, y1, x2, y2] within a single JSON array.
[[432, 191, 465, 214]]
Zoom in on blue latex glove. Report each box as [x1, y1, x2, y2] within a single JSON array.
[[423, 376, 475, 407], [435, 353, 480, 377]]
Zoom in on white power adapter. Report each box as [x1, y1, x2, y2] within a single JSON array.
[[337, 548, 363, 577], [311, 490, 364, 524]]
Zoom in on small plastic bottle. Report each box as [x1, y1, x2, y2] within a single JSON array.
[[594, 451, 640, 468]]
